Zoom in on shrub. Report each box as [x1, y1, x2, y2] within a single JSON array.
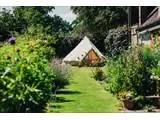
[[134, 95, 145, 110], [106, 46, 157, 97], [92, 67, 106, 81], [0, 53, 54, 112], [104, 26, 129, 57], [50, 58, 71, 90], [151, 47, 160, 78], [144, 105, 156, 112], [55, 36, 82, 58], [105, 58, 124, 94], [22, 25, 56, 61], [117, 91, 134, 100], [36, 34, 56, 60], [0, 46, 55, 112]]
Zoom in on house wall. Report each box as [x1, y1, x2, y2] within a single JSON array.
[[139, 31, 151, 45], [131, 25, 138, 46], [151, 29, 160, 47], [138, 28, 160, 47]]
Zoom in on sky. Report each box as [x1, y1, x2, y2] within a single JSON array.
[[0, 6, 77, 23], [52, 6, 77, 23]]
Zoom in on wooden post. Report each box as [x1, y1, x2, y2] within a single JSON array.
[[139, 6, 141, 27], [138, 6, 142, 45], [157, 80, 160, 96], [128, 6, 131, 44]]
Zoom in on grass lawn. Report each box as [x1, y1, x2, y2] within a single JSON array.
[[46, 67, 120, 113]]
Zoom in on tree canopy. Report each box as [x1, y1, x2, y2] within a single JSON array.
[[71, 6, 128, 52], [0, 7, 72, 41]]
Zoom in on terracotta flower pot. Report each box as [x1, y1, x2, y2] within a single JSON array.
[[123, 99, 134, 110], [157, 98, 160, 108]]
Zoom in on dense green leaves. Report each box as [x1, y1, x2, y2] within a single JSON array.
[[71, 6, 128, 52], [0, 34, 70, 112], [0, 7, 71, 43], [0, 8, 15, 41], [12, 6, 54, 29], [0, 50, 55, 112], [106, 47, 158, 96], [104, 26, 129, 57]]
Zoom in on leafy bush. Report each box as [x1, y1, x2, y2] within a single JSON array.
[[144, 105, 156, 112], [92, 67, 106, 81], [55, 36, 82, 58], [0, 51, 55, 112], [106, 46, 157, 97], [37, 35, 56, 60], [50, 58, 71, 90], [105, 58, 124, 94], [117, 91, 134, 101], [134, 95, 145, 110], [151, 48, 160, 78], [23, 26, 56, 60], [104, 26, 129, 57]]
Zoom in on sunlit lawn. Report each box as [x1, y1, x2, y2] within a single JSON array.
[[46, 67, 120, 112]]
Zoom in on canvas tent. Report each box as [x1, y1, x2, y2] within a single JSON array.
[[63, 36, 105, 65]]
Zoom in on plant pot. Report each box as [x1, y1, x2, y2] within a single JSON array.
[[157, 98, 160, 108], [123, 99, 134, 110]]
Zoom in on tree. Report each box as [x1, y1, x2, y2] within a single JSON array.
[[104, 26, 129, 57], [0, 7, 72, 41], [54, 18, 89, 57], [0, 8, 15, 41], [71, 6, 128, 52], [12, 7, 55, 32], [0, 7, 56, 41], [12, 7, 72, 35]]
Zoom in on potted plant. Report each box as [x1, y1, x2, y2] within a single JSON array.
[[119, 91, 135, 110]]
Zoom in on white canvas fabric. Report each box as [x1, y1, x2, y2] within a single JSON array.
[[63, 36, 105, 62]]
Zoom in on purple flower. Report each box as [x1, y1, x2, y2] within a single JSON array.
[[8, 37, 16, 45]]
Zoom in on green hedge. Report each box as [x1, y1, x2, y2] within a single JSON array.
[[106, 46, 158, 97], [0, 51, 55, 112]]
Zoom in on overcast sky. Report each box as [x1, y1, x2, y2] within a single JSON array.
[[53, 6, 77, 23], [0, 6, 77, 23]]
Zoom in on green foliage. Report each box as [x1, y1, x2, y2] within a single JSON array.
[[104, 26, 129, 57], [71, 7, 127, 36], [0, 6, 72, 44], [0, 8, 15, 41], [0, 34, 71, 112], [144, 105, 156, 112], [50, 15, 72, 33], [54, 36, 82, 57], [70, 19, 85, 37], [21, 25, 56, 60], [36, 34, 56, 60], [117, 91, 134, 101], [106, 47, 157, 97], [0, 49, 55, 112], [151, 48, 160, 78], [92, 67, 106, 81], [134, 95, 145, 109], [49, 59, 71, 89], [13, 6, 54, 29], [12, 7, 71, 35], [152, 65, 160, 78], [71, 6, 128, 52]]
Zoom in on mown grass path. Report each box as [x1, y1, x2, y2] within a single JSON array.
[[47, 67, 120, 112]]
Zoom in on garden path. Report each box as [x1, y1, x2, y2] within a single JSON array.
[[47, 67, 120, 112]]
